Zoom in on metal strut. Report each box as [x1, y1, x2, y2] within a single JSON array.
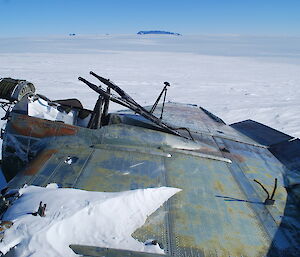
[[78, 73, 194, 140], [150, 82, 170, 120], [88, 95, 104, 129]]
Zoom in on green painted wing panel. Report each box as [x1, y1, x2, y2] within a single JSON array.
[[74, 147, 165, 191], [140, 154, 270, 256], [2, 103, 299, 256]]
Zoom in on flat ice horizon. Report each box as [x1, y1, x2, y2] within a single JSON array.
[[0, 34, 299, 139]]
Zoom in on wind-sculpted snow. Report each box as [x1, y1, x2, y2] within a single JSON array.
[[0, 184, 181, 256]]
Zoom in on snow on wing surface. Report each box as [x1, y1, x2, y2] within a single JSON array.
[[0, 185, 181, 256]]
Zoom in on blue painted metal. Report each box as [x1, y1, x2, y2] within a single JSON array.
[[1, 95, 300, 256], [230, 119, 294, 146]]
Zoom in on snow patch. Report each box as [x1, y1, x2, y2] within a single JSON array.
[[0, 185, 181, 256], [28, 97, 75, 125]]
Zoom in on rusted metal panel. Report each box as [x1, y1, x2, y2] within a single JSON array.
[[9, 113, 79, 138], [23, 149, 58, 175]]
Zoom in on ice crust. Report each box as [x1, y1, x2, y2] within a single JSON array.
[[0, 184, 181, 256]]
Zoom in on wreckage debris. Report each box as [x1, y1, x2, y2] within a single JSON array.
[[31, 201, 46, 217]]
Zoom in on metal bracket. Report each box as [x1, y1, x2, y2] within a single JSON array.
[[254, 178, 277, 205]]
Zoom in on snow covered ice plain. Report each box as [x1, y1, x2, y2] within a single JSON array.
[[0, 34, 300, 138], [0, 34, 300, 255]]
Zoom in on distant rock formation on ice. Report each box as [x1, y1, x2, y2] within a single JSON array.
[[137, 30, 181, 36]]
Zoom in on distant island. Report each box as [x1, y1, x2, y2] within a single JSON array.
[[137, 30, 181, 36]]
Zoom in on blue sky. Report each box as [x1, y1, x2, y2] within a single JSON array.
[[0, 0, 300, 36]]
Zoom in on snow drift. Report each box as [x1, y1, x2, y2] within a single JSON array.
[[0, 184, 181, 256]]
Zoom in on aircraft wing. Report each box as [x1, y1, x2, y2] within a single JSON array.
[[0, 77, 299, 256]]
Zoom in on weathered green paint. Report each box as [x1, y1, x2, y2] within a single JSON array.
[[2, 102, 300, 256]]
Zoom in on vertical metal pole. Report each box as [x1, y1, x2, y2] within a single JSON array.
[[160, 88, 168, 120]]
